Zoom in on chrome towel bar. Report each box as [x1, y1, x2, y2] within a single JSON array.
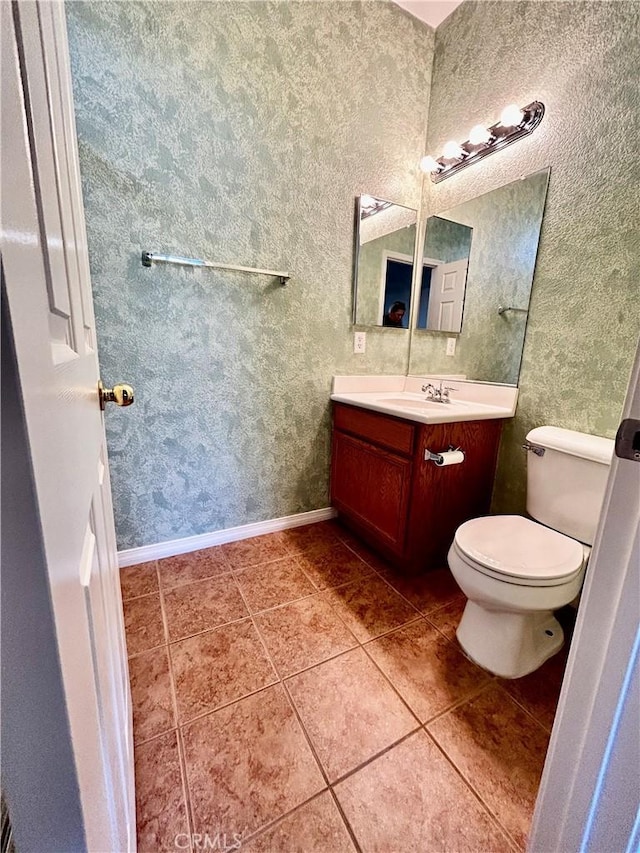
[[497, 305, 528, 315], [141, 251, 290, 285]]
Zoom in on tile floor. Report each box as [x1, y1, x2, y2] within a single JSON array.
[[121, 521, 568, 852]]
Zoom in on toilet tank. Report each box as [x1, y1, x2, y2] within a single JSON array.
[[526, 426, 614, 545]]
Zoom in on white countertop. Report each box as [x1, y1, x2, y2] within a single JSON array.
[[331, 375, 518, 425]]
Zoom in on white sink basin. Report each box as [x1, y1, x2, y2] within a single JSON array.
[[379, 396, 473, 411], [331, 389, 515, 424]]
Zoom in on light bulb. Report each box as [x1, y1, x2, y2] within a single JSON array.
[[469, 124, 491, 145], [419, 155, 440, 173], [500, 104, 524, 127], [443, 140, 464, 160]]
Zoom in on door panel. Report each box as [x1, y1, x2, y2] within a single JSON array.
[[1, 3, 134, 849], [426, 259, 468, 332]]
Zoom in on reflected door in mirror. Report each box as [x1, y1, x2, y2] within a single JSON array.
[[353, 195, 418, 328]]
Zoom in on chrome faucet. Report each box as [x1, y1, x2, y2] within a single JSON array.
[[422, 380, 455, 403]]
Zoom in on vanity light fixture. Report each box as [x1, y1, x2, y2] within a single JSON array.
[[420, 101, 545, 183], [360, 195, 392, 219]]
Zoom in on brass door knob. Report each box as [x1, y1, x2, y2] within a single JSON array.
[[98, 380, 134, 410]]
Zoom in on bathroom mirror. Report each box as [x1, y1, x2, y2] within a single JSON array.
[[352, 195, 418, 329], [409, 167, 551, 385], [418, 216, 473, 332]]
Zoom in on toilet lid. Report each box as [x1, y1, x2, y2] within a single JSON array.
[[454, 515, 585, 582]]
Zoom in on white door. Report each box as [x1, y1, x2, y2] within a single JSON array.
[[529, 339, 640, 851], [1, 3, 134, 850], [426, 258, 468, 332]]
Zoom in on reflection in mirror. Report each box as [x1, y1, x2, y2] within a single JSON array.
[[353, 195, 418, 329], [409, 167, 551, 385], [418, 216, 473, 332]]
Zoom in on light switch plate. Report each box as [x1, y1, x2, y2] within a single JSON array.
[[446, 337, 456, 356], [354, 331, 366, 354]]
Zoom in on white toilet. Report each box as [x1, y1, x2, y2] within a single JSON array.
[[447, 425, 614, 679]]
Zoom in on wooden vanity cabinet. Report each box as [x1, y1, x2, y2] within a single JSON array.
[[330, 402, 503, 570]]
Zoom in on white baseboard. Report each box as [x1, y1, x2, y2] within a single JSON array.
[[117, 507, 338, 568]]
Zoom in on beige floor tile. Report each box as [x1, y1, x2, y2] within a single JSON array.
[[221, 532, 292, 570], [182, 684, 325, 842], [170, 619, 277, 722], [341, 536, 395, 572], [129, 646, 175, 744], [134, 731, 189, 852], [120, 561, 158, 600], [255, 594, 357, 677], [323, 574, 420, 642], [163, 575, 248, 642], [376, 565, 464, 614], [124, 525, 555, 853], [499, 646, 568, 731], [157, 547, 230, 590], [427, 682, 550, 849], [286, 647, 418, 782], [335, 730, 513, 853], [124, 593, 165, 657], [365, 619, 491, 722], [296, 542, 373, 590], [281, 520, 345, 555], [243, 792, 356, 852], [426, 595, 467, 640], [235, 556, 316, 613]]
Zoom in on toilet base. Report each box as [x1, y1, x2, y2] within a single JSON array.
[[456, 600, 564, 679]]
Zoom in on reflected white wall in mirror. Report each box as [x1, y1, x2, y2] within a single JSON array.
[[353, 196, 418, 329], [409, 167, 551, 385]]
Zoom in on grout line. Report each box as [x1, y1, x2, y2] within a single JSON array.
[[224, 549, 302, 574], [280, 644, 361, 683], [326, 787, 363, 853], [126, 639, 168, 661], [353, 612, 425, 645], [275, 640, 360, 681], [175, 726, 196, 850], [158, 581, 195, 850], [358, 640, 424, 726], [165, 611, 250, 646], [421, 678, 496, 728], [421, 723, 523, 853], [235, 790, 333, 850], [328, 727, 422, 789], [491, 681, 556, 736], [158, 568, 234, 593], [158, 588, 179, 729], [174, 674, 281, 730], [134, 722, 178, 750], [234, 576, 283, 681], [249, 614, 337, 806]]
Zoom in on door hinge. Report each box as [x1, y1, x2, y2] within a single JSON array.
[[615, 418, 640, 462]]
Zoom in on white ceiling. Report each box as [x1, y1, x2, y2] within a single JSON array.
[[393, 0, 464, 29]]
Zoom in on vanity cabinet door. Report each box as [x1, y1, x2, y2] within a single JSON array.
[[331, 430, 412, 556], [408, 420, 503, 568]]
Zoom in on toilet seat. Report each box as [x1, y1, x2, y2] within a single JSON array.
[[453, 515, 586, 587]]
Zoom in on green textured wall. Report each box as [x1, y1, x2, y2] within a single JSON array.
[[65, 1, 433, 549], [423, 216, 472, 265], [421, 0, 640, 513]]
